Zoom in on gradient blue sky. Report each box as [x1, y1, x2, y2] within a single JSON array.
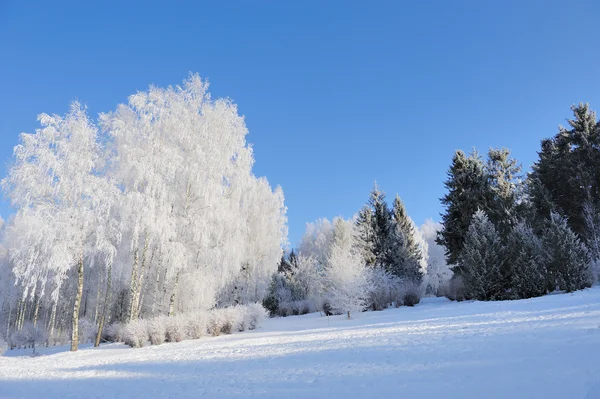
[[1, 1, 599, 246]]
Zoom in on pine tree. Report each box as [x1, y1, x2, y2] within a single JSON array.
[[437, 150, 489, 268], [458, 210, 504, 300], [504, 222, 546, 299], [355, 183, 392, 268], [485, 148, 523, 237], [542, 212, 592, 293], [386, 195, 423, 284], [530, 104, 600, 239], [355, 206, 376, 266]]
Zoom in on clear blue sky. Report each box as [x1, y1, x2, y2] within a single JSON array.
[[1, 0, 599, 247]]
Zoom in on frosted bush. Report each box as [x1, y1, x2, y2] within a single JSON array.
[[165, 316, 186, 343], [9, 323, 48, 354], [49, 330, 69, 346], [368, 268, 399, 310], [121, 303, 269, 348], [106, 322, 126, 343], [148, 316, 168, 345], [123, 320, 147, 348], [185, 312, 208, 339], [78, 318, 97, 344], [245, 303, 268, 330]]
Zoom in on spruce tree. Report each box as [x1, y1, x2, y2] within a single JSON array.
[[458, 210, 504, 300], [437, 150, 489, 268], [355, 205, 376, 266], [504, 222, 546, 299], [485, 148, 523, 237], [530, 104, 600, 239], [386, 195, 423, 284], [542, 212, 592, 293], [355, 183, 392, 268]]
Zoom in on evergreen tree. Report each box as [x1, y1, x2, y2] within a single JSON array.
[[542, 212, 592, 293], [504, 222, 546, 299], [458, 210, 504, 300], [355, 206, 376, 266], [530, 104, 600, 240], [437, 150, 489, 267], [485, 148, 523, 237], [355, 183, 392, 268], [386, 195, 423, 284]]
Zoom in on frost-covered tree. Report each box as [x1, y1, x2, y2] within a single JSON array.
[[386, 195, 423, 284], [355, 183, 391, 267], [2, 103, 113, 351], [583, 201, 600, 281], [542, 212, 592, 292], [324, 218, 372, 318], [504, 222, 546, 299], [419, 219, 452, 295], [486, 148, 523, 237], [458, 211, 504, 300], [298, 218, 334, 267], [0, 75, 288, 348]]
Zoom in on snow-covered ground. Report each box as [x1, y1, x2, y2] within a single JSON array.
[[2, 288, 600, 399]]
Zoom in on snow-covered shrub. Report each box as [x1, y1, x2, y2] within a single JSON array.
[[244, 303, 268, 330], [105, 322, 126, 343], [123, 320, 147, 348], [48, 330, 69, 347], [165, 316, 186, 343], [207, 309, 226, 336], [185, 313, 208, 340], [148, 316, 168, 345], [10, 323, 48, 354], [368, 267, 399, 310], [443, 276, 467, 301], [78, 318, 97, 344]]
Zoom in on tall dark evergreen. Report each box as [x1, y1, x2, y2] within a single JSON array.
[[437, 150, 489, 268], [530, 104, 600, 241], [355, 183, 392, 268], [386, 195, 423, 284]]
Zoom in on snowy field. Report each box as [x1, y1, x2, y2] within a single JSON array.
[[2, 289, 600, 399]]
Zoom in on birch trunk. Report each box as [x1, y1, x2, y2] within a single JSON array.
[[127, 248, 139, 321], [168, 270, 180, 317], [95, 262, 112, 348], [70, 254, 84, 352]]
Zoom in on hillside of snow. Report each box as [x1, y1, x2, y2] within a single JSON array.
[[2, 288, 600, 399]]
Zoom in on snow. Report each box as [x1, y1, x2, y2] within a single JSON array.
[[2, 288, 600, 399]]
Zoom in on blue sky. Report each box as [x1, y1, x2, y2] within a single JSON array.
[[1, 0, 599, 246]]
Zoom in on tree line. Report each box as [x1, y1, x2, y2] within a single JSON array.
[[437, 104, 600, 300]]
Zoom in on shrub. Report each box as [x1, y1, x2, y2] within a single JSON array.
[[78, 318, 97, 344], [443, 276, 468, 301], [185, 313, 208, 340], [165, 316, 186, 343], [105, 322, 126, 343], [402, 291, 421, 307], [244, 303, 268, 330], [123, 320, 147, 348], [48, 330, 69, 347], [148, 316, 167, 345]]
